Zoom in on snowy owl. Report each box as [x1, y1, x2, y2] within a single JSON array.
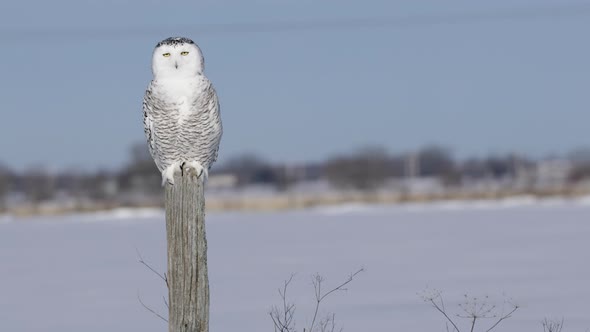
[[142, 37, 222, 185]]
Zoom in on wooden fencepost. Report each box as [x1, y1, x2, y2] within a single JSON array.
[[165, 173, 209, 332]]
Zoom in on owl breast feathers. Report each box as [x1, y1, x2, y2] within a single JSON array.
[[143, 37, 222, 185]]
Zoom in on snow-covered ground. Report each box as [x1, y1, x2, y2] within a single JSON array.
[[1, 199, 589, 332]]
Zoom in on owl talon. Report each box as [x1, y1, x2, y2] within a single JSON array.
[[182, 161, 208, 181], [162, 163, 179, 186], [161, 175, 174, 186], [180, 162, 186, 176]]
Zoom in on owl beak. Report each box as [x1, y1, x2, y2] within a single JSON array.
[[175, 62, 179, 69]]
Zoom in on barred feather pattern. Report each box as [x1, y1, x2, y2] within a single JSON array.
[[142, 76, 222, 174]]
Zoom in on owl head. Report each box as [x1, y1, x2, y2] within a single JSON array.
[[152, 37, 205, 79]]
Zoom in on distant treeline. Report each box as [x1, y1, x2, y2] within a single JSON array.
[[216, 145, 590, 191], [1, 143, 590, 210]]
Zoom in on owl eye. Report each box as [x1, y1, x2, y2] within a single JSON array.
[[181, 51, 189, 56], [162, 53, 171, 57]]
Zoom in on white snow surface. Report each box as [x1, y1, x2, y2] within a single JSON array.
[[1, 201, 589, 331]]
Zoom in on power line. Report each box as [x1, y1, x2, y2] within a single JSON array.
[[179, 2, 590, 34], [2, 2, 590, 41]]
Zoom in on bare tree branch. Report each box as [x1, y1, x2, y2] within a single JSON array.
[[136, 248, 168, 289], [135, 249, 170, 324], [542, 318, 564, 332], [428, 297, 461, 332], [439, 295, 450, 332], [309, 268, 364, 332], [420, 289, 461, 332], [270, 274, 297, 332], [137, 292, 168, 323], [484, 304, 519, 332], [421, 289, 519, 332], [317, 313, 342, 332], [270, 269, 363, 332]]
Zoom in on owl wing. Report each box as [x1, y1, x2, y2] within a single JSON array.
[[203, 84, 223, 168], [184, 82, 222, 170], [142, 83, 164, 172]]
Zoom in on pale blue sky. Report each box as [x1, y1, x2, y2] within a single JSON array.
[[0, 0, 588, 170]]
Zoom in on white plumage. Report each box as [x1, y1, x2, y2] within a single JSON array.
[[143, 37, 222, 185]]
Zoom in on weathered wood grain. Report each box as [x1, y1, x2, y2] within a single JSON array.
[[165, 173, 209, 332]]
